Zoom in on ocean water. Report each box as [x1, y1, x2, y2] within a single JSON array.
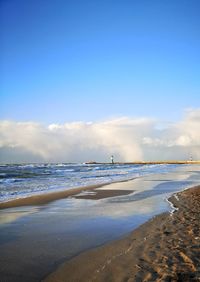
[[0, 163, 179, 202]]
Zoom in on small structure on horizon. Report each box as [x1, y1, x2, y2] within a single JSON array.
[[110, 155, 114, 164], [190, 154, 193, 161]]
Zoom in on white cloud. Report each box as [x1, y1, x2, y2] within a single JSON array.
[[0, 109, 200, 163]]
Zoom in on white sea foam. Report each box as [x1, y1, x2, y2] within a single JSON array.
[[166, 197, 179, 216]]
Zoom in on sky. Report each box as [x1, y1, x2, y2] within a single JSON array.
[[1, 0, 200, 162]]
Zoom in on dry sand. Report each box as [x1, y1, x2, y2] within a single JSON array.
[[44, 186, 200, 282]]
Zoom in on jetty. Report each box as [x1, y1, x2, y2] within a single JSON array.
[[84, 161, 200, 165]]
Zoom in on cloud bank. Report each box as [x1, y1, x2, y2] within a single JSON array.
[[0, 109, 200, 163]]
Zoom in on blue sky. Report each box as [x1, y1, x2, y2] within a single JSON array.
[[1, 0, 200, 123]]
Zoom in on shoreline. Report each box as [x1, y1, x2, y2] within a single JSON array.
[[0, 177, 136, 210], [0, 183, 107, 209], [1, 162, 197, 210], [44, 185, 200, 282]]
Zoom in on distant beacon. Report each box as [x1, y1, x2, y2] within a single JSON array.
[[111, 155, 114, 164]]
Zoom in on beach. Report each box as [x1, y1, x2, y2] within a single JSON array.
[[2, 0, 200, 281], [0, 164, 200, 282], [44, 185, 200, 282]]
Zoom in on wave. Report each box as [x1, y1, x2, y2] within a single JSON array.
[[0, 163, 181, 203]]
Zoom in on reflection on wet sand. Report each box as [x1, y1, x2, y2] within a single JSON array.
[[75, 189, 133, 199], [0, 207, 39, 225]]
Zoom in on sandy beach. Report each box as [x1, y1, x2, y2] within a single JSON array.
[[0, 165, 200, 282], [44, 185, 200, 282]]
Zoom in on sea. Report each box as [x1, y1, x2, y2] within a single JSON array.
[[0, 163, 179, 203]]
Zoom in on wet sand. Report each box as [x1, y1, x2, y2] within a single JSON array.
[[44, 186, 200, 282], [75, 189, 133, 200]]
